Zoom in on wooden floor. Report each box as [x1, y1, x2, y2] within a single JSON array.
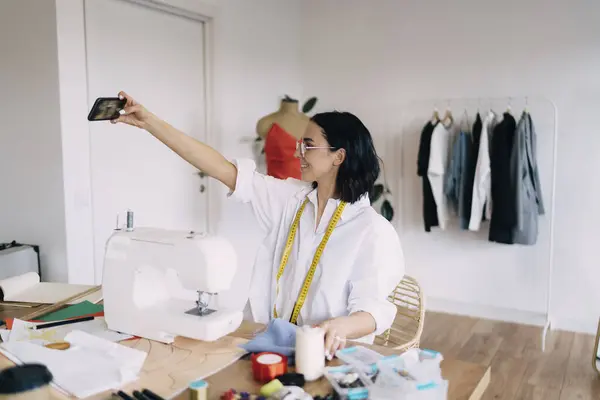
[[419, 311, 600, 400]]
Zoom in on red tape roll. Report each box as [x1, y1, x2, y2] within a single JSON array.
[[251, 352, 288, 382]]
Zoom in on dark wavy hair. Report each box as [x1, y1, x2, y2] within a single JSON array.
[[310, 111, 380, 204]]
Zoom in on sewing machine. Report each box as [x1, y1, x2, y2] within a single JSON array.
[[102, 227, 243, 344]]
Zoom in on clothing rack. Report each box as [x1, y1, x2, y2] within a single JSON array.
[[397, 95, 558, 352]]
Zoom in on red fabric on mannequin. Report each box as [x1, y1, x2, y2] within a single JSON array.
[[264, 123, 301, 179]]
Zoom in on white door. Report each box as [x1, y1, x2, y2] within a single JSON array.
[[85, 0, 208, 283]]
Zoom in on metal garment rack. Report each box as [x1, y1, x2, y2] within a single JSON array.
[[399, 95, 558, 352]]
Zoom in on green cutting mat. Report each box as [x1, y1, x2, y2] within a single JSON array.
[[38, 301, 104, 322]]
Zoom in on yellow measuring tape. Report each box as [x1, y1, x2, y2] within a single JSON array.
[[273, 197, 347, 324]]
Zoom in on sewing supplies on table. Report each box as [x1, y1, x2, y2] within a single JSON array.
[[259, 379, 284, 397], [30, 315, 94, 330], [295, 325, 325, 381], [368, 348, 448, 399], [102, 226, 243, 343], [324, 365, 371, 400], [274, 372, 305, 387], [141, 388, 166, 400], [269, 385, 312, 400], [111, 387, 167, 400], [0, 330, 147, 398], [320, 347, 448, 399], [240, 319, 296, 358], [220, 389, 265, 400], [189, 379, 208, 400], [334, 346, 387, 374], [251, 352, 288, 382]]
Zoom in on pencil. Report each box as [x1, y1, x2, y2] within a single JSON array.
[[141, 389, 166, 400], [33, 316, 94, 330], [132, 390, 151, 399], [115, 391, 135, 400]]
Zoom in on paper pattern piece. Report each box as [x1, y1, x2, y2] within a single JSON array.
[[112, 335, 249, 399], [0, 330, 147, 398], [7, 317, 132, 345], [0, 272, 102, 304]]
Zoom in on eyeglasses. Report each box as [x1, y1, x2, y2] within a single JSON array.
[[296, 140, 335, 158]]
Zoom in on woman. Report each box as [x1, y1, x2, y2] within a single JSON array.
[[111, 91, 405, 358]]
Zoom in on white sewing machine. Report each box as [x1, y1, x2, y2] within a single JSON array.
[[102, 226, 243, 344]]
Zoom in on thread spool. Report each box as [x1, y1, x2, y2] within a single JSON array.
[[251, 352, 287, 382], [259, 379, 283, 397], [188, 379, 207, 400], [295, 325, 325, 381], [126, 209, 134, 231]]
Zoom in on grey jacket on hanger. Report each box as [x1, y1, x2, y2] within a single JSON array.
[[511, 112, 545, 245]]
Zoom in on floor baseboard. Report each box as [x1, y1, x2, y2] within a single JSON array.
[[426, 297, 599, 335], [426, 296, 547, 327]]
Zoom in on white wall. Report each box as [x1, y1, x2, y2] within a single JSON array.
[[55, 0, 95, 284], [2, 0, 302, 289], [0, 0, 68, 282], [211, 0, 304, 310], [300, 0, 600, 333], [9, 0, 596, 335], [51, 0, 303, 300]]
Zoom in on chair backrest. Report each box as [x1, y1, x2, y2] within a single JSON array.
[[374, 275, 426, 351]]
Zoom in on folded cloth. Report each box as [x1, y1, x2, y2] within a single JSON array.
[[239, 318, 297, 356]]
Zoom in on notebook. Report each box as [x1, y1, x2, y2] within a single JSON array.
[[0, 272, 102, 304]]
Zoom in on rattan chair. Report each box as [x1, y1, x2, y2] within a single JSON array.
[[374, 275, 425, 351]]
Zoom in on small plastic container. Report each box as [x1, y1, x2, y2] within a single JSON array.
[[369, 349, 448, 400], [335, 346, 385, 374], [323, 364, 372, 400]]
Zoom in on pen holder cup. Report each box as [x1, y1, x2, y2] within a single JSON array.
[[0, 364, 53, 400]]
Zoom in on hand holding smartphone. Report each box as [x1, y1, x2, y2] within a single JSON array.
[[87, 97, 127, 121]]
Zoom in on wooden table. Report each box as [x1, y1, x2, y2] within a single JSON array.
[[197, 322, 491, 400], [200, 357, 490, 400], [0, 306, 490, 399]]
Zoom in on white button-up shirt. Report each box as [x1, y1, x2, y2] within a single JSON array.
[[229, 158, 405, 343]]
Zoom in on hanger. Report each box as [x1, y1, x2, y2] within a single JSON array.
[[431, 107, 440, 123], [460, 108, 470, 132], [506, 97, 512, 114], [524, 96, 529, 114], [442, 100, 453, 126]]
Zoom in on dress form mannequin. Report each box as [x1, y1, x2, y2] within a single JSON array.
[[256, 99, 310, 179], [256, 98, 309, 140]]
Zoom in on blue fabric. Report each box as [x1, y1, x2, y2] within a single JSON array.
[[239, 318, 297, 356], [444, 130, 472, 229]]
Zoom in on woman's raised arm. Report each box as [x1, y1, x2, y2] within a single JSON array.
[[111, 91, 237, 191]]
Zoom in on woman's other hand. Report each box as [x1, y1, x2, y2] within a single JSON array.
[[318, 317, 349, 360], [318, 312, 377, 360], [110, 91, 153, 129]]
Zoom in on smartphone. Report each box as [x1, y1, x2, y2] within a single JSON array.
[[87, 97, 127, 121]]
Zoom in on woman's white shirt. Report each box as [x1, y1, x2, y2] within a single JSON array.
[[229, 158, 406, 343]]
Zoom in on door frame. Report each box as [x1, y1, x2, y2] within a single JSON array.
[[55, 0, 219, 284]]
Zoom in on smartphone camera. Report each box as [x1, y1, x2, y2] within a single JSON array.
[[87, 97, 127, 121]]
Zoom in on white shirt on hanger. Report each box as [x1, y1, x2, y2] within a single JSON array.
[[469, 111, 496, 231], [229, 158, 405, 343], [427, 121, 453, 230]]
